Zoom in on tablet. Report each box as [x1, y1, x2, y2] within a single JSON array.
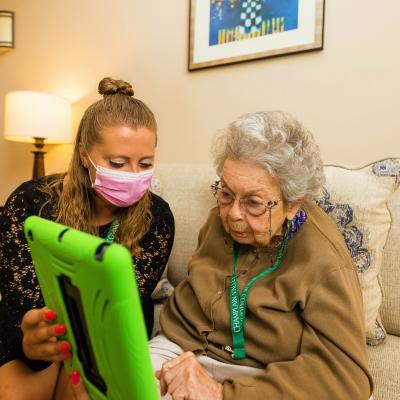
[[24, 215, 158, 400]]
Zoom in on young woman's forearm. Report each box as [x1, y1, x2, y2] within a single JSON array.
[[0, 360, 60, 400]]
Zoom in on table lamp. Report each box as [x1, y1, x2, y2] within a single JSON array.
[[4, 91, 72, 178]]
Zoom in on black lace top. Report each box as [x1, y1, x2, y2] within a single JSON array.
[[0, 175, 174, 370]]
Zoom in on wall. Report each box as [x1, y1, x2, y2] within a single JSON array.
[[0, 0, 399, 204]]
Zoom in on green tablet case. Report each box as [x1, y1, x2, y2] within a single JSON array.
[[24, 216, 158, 400]]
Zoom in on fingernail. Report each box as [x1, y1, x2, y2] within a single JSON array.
[[54, 324, 66, 335], [70, 370, 80, 385], [60, 342, 70, 352], [44, 310, 56, 321], [62, 351, 71, 360]]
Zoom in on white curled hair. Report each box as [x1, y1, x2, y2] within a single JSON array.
[[211, 111, 325, 203]]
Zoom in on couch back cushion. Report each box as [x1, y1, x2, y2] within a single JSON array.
[[155, 164, 216, 285], [380, 175, 400, 336], [156, 159, 400, 344]]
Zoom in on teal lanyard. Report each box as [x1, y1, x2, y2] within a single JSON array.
[[229, 220, 293, 360], [105, 219, 119, 243]]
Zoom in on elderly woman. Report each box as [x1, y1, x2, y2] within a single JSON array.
[[151, 111, 373, 400]]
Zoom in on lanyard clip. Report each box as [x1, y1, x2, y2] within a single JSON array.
[[223, 345, 233, 354]]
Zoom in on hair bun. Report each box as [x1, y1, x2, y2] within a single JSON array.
[[98, 77, 134, 97]]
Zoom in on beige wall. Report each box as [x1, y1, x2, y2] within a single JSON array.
[[0, 0, 399, 204]]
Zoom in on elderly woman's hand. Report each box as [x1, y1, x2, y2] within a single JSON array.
[[156, 352, 223, 400], [21, 307, 71, 362]]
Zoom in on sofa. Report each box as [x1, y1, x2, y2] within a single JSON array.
[[152, 158, 400, 400]]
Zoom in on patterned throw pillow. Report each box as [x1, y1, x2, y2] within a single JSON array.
[[316, 158, 400, 345]]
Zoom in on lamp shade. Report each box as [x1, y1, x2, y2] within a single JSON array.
[[0, 11, 14, 53], [4, 91, 72, 144]]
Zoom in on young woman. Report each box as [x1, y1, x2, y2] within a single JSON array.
[[0, 77, 175, 399]]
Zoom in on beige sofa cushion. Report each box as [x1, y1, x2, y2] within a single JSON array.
[[367, 334, 400, 400], [380, 183, 400, 336], [316, 159, 400, 345], [154, 164, 216, 286]]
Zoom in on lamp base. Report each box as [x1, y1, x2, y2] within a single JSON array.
[[32, 137, 46, 179]]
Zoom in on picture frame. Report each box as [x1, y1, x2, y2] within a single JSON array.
[[189, 0, 325, 71]]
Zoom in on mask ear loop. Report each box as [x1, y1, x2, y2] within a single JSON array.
[[86, 153, 97, 170], [88, 171, 95, 187], [85, 151, 97, 187]]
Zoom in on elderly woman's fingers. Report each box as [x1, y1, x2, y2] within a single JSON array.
[[161, 360, 189, 396], [159, 369, 168, 396], [70, 371, 91, 400], [158, 352, 195, 395], [162, 351, 194, 371], [171, 393, 187, 400], [155, 369, 170, 396], [160, 354, 223, 400]]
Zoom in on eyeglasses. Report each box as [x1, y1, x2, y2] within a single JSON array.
[[210, 180, 281, 217]]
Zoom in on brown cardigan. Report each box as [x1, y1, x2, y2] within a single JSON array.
[[160, 201, 373, 399]]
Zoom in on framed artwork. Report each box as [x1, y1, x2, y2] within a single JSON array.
[[189, 0, 325, 70]]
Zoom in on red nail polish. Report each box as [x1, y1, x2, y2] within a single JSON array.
[[62, 352, 71, 360], [60, 342, 70, 352], [44, 310, 56, 321], [70, 371, 80, 385], [54, 324, 66, 335]]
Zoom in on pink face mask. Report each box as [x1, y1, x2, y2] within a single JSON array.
[[88, 156, 153, 207]]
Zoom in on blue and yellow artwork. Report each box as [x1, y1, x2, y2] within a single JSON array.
[[210, 0, 299, 46]]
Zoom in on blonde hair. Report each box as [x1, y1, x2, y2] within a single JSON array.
[[40, 77, 157, 255]]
